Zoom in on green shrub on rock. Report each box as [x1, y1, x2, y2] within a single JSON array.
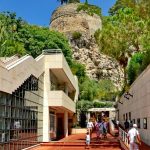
[[72, 31, 82, 40]]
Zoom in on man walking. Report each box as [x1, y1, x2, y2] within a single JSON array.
[[127, 124, 141, 150]]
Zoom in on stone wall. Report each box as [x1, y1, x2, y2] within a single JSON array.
[[50, 3, 101, 37]]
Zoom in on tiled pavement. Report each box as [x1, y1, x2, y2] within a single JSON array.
[[31, 132, 122, 150], [30, 131, 150, 150]]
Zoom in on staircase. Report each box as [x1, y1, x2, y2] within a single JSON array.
[[0, 54, 44, 94], [30, 133, 122, 150]]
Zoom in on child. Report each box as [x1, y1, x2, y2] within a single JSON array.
[[85, 131, 90, 149]]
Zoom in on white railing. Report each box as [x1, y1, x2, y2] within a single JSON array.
[[119, 127, 129, 148]]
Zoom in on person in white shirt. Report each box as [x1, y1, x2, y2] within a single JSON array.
[[87, 119, 94, 139], [85, 131, 90, 149], [127, 124, 141, 150]]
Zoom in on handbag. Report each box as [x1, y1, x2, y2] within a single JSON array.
[[134, 135, 141, 145]]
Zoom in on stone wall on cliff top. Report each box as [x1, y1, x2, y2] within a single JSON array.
[[50, 3, 124, 90]]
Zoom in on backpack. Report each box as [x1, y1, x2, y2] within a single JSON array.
[[133, 130, 141, 145], [99, 122, 105, 130]]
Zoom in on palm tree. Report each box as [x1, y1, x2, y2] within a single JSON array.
[[85, 0, 88, 4]]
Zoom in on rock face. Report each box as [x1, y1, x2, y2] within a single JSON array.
[[50, 3, 124, 90], [50, 3, 101, 38]]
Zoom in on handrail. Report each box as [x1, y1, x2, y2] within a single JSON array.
[[5, 54, 30, 69], [119, 127, 129, 148]]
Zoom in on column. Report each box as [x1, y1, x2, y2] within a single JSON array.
[[64, 111, 68, 137], [43, 69, 50, 142]]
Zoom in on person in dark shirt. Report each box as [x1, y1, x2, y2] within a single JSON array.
[[124, 119, 130, 131]]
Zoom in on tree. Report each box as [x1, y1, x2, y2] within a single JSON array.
[[109, 0, 150, 19], [57, 0, 68, 5], [95, 7, 147, 90], [0, 20, 8, 56], [109, 0, 141, 16], [127, 53, 143, 85], [79, 77, 100, 101], [69, 0, 80, 3], [0, 12, 73, 64], [0, 12, 26, 56], [57, 0, 80, 4], [85, 0, 88, 4], [97, 79, 116, 101]]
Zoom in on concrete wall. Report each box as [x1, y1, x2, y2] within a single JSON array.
[[0, 51, 79, 143], [118, 65, 150, 145], [0, 54, 44, 94]]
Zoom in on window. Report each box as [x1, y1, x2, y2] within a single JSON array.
[[143, 118, 147, 129], [123, 114, 125, 121], [126, 113, 128, 120], [0, 74, 44, 149], [129, 112, 131, 121], [50, 112, 56, 132], [137, 118, 140, 128]]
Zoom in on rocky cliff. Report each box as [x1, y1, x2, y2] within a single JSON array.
[[50, 3, 124, 90]]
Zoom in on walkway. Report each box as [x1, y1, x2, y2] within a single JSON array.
[[31, 132, 122, 150]]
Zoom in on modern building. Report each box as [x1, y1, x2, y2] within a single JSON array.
[[118, 64, 150, 146], [0, 49, 79, 149]]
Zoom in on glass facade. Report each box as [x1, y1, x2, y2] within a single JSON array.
[[0, 74, 44, 150]]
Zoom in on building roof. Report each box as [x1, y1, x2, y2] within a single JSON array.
[[88, 107, 116, 112]]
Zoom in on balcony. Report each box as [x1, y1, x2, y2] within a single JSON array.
[[48, 91, 76, 113], [44, 53, 77, 92]]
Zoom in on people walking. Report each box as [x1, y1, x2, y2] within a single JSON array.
[[87, 119, 94, 139], [85, 131, 90, 149], [95, 120, 101, 140], [127, 124, 141, 150], [124, 119, 130, 131], [99, 119, 107, 139]]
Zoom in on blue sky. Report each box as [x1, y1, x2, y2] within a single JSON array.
[[0, 0, 116, 27]]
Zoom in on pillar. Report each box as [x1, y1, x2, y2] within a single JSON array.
[[64, 111, 68, 137], [43, 69, 50, 142]]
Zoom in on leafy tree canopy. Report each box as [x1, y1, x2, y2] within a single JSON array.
[[0, 12, 73, 65], [109, 0, 150, 19], [77, 3, 101, 17], [127, 52, 143, 85], [95, 6, 150, 91]]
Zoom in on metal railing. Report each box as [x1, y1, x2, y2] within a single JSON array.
[[119, 127, 129, 148], [0, 139, 41, 150]]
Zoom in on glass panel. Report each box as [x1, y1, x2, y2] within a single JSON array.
[[0, 118, 5, 130], [0, 93, 6, 105], [137, 118, 140, 128], [0, 106, 5, 117], [0, 74, 43, 149], [143, 118, 147, 129], [5, 119, 10, 130], [6, 106, 11, 117]]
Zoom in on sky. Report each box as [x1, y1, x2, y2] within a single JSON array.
[[0, 0, 116, 27]]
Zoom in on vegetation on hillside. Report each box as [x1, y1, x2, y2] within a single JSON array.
[[77, 3, 101, 17], [127, 53, 143, 85], [0, 12, 72, 64], [95, 0, 150, 91]]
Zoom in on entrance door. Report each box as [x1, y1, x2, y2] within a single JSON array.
[[57, 117, 64, 139]]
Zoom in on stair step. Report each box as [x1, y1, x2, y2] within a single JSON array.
[[41, 142, 120, 147]]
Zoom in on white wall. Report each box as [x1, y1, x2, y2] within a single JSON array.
[[118, 65, 150, 145]]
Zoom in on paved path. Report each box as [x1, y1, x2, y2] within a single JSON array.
[[31, 132, 122, 150]]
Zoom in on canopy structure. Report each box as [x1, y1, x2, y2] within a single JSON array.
[[88, 107, 116, 112]]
